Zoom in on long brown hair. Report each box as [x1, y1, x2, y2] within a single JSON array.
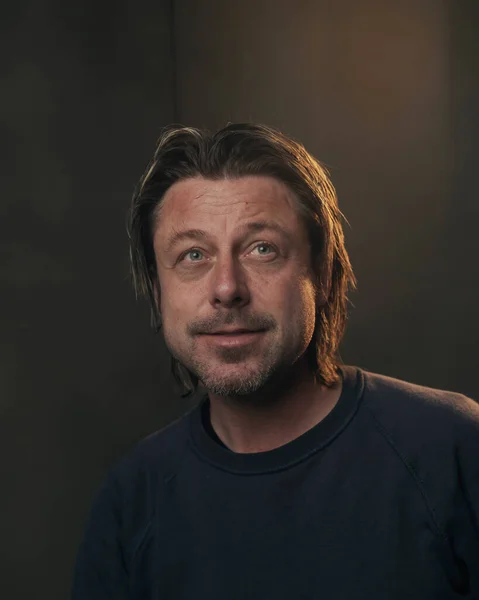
[[127, 123, 356, 396]]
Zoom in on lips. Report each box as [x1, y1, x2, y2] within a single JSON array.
[[210, 329, 256, 335], [203, 329, 263, 335], [199, 329, 265, 348]]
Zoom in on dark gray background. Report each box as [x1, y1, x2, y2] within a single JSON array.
[[1, 1, 477, 598]]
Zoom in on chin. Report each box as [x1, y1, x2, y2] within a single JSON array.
[[198, 362, 279, 397], [202, 378, 265, 397]]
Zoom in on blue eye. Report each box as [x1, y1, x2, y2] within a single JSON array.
[[253, 243, 275, 256], [181, 249, 204, 262], [178, 243, 276, 264]]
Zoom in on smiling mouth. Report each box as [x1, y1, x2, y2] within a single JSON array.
[[199, 330, 266, 347], [199, 327, 266, 335], [206, 330, 263, 335]]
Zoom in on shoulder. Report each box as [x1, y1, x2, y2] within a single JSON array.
[[110, 405, 196, 491], [359, 368, 479, 448], [87, 406, 197, 555], [356, 369, 479, 555]]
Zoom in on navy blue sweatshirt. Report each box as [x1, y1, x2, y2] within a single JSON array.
[[72, 366, 479, 599]]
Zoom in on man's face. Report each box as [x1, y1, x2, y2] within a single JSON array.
[[153, 175, 318, 397]]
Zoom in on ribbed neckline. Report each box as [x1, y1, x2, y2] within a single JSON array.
[[188, 365, 364, 475]]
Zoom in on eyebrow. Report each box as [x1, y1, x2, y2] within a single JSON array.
[[164, 220, 292, 254]]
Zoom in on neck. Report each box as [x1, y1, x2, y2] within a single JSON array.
[[207, 359, 342, 454]]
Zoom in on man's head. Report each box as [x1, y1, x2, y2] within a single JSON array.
[[128, 123, 356, 397]]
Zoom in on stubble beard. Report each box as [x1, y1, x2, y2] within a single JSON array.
[[171, 330, 308, 400], [189, 337, 283, 396]]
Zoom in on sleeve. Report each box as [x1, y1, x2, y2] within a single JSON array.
[[71, 473, 130, 600], [452, 396, 479, 595]]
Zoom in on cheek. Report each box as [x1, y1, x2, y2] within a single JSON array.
[[162, 296, 187, 327], [159, 279, 190, 325], [282, 278, 317, 337], [300, 278, 317, 319], [258, 276, 316, 328]]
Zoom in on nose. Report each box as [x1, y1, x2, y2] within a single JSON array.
[[208, 254, 250, 310]]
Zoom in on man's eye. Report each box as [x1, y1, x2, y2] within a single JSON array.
[[178, 243, 276, 263], [251, 243, 276, 256], [180, 249, 204, 262]]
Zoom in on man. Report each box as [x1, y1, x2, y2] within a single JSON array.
[[72, 123, 479, 599]]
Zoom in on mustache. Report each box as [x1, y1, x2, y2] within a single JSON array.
[[187, 313, 277, 336]]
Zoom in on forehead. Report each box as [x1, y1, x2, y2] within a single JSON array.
[[154, 175, 301, 234]]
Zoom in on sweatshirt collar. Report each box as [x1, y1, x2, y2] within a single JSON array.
[[188, 365, 364, 475]]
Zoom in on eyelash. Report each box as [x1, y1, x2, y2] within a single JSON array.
[[178, 242, 277, 263]]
